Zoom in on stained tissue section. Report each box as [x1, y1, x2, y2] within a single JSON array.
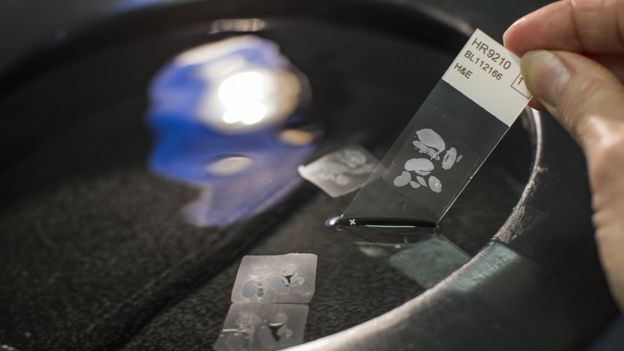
[[392, 128, 462, 194], [298, 146, 378, 198], [215, 254, 317, 351]]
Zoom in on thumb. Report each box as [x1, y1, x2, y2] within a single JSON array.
[[522, 50, 624, 311], [520, 50, 624, 150]]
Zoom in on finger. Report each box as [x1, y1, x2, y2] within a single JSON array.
[[522, 49, 624, 310], [594, 194, 624, 311], [593, 54, 624, 82], [526, 97, 544, 110], [504, 0, 624, 56], [527, 53, 624, 111], [520, 50, 624, 148]]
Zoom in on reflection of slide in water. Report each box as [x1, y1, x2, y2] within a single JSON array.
[[146, 36, 315, 228]]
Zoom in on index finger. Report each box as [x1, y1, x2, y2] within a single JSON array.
[[503, 0, 624, 56]]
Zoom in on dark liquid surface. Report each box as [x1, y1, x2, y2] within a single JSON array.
[[0, 17, 532, 350]]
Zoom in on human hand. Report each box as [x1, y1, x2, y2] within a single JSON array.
[[504, 0, 624, 311]]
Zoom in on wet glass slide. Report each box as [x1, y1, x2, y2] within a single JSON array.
[[338, 29, 532, 228]]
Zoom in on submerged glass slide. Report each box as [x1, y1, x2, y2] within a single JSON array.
[[214, 303, 309, 351], [231, 254, 317, 304]]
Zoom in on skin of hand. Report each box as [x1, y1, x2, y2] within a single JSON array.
[[503, 0, 624, 311]]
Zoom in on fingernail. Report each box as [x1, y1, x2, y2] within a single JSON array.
[[521, 50, 570, 106]]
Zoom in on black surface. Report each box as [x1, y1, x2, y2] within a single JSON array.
[[297, 242, 612, 351], [0, 12, 529, 351], [0, 0, 618, 350], [121, 194, 423, 350]]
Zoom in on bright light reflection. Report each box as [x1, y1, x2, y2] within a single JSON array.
[[217, 70, 279, 126], [218, 71, 274, 104], [222, 102, 270, 125]]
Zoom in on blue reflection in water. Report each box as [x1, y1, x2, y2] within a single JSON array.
[[147, 36, 315, 227]]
